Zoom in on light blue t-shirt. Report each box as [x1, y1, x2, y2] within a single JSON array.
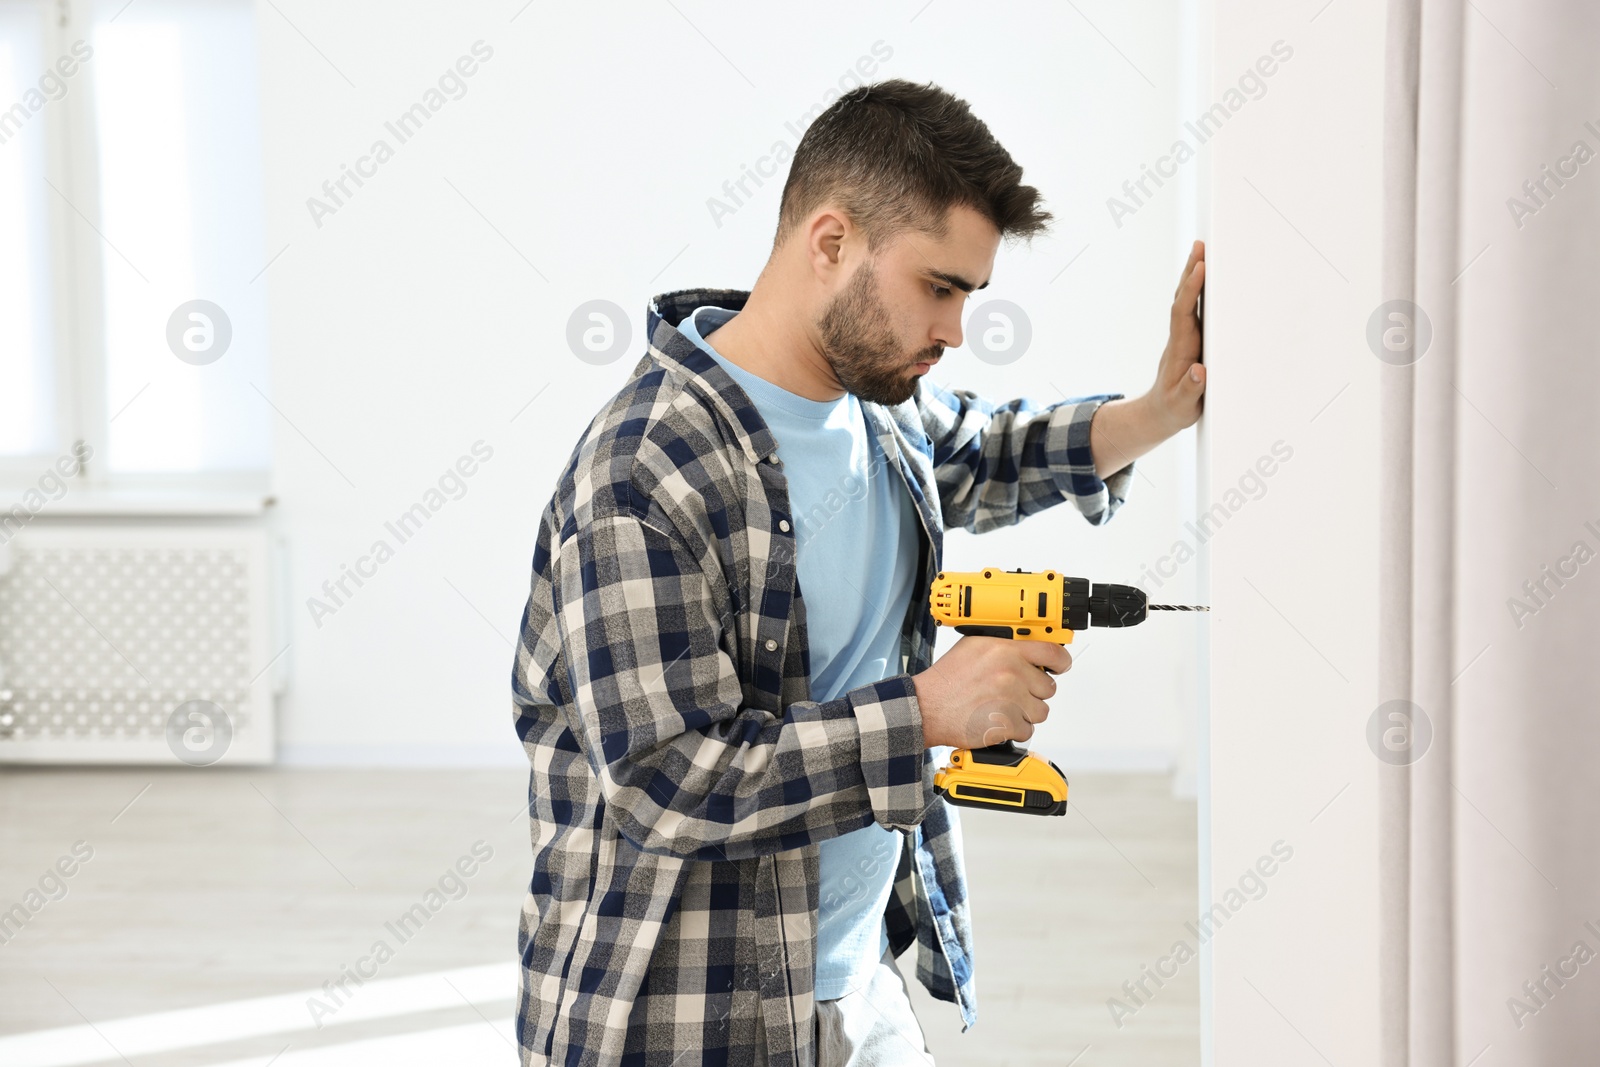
[[678, 305, 920, 1000]]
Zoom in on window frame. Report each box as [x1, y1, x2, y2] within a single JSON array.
[[3, 0, 271, 498]]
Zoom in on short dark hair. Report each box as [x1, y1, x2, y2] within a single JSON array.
[[774, 78, 1052, 250]]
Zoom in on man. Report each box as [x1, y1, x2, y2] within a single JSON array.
[[512, 78, 1205, 1067]]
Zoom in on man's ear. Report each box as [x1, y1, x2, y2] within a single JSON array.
[[804, 206, 854, 285]]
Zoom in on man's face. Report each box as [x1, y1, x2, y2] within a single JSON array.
[[816, 203, 1002, 405]]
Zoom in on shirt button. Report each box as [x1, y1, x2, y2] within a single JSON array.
[[768, 454, 780, 464], [778, 519, 790, 532], [764, 638, 778, 652]]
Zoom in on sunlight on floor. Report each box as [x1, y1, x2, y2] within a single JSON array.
[[0, 963, 518, 1067]]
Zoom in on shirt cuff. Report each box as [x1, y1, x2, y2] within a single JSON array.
[[1048, 392, 1134, 526], [845, 675, 939, 831]]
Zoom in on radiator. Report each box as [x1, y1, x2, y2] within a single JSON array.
[[0, 522, 278, 764]]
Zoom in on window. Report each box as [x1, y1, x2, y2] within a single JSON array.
[[0, 0, 270, 490], [0, 1, 58, 460]]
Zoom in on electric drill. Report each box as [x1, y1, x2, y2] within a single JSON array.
[[927, 567, 1208, 816]]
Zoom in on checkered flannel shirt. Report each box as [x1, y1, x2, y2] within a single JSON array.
[[512, 288, 1134, 1066]]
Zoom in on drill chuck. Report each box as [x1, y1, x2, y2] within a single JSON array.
[[1062, 577, 1149, 629]]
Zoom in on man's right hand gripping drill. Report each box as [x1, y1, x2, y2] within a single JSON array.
[[912, 635, 1074, 750]]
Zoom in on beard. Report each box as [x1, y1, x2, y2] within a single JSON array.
[[815, 261, 943, 406]]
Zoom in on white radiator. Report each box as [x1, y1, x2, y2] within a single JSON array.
[[0, 522, 278, 764]]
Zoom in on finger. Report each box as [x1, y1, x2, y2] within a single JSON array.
[[1017, 641, 1073, 674], [979, 714, 1010, 748], [1015, 714, 1036, 743], [1024, 667, 1057, 701], [1174, 241, 1202, 299], [1176, 259, 1204, 314]]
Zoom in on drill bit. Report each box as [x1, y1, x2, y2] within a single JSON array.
[[1147, 603, 1210, 612]]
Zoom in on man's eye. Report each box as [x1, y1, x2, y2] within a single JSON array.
[[930, 283, 951, 298]]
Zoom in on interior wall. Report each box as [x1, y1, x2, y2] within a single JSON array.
[[1203, 0, 1385, 1063], [253, 1, 1194, 767]]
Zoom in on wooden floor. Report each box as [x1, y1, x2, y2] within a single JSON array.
[[0, 768, 1197, 1066]]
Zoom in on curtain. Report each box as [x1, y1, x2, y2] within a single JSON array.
[[1380, 0, 1600, 1063]]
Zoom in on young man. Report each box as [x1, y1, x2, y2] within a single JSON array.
[[512, 79, 1205, 1067]]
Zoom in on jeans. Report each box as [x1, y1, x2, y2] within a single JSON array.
[[756, 946, 937, 1066]]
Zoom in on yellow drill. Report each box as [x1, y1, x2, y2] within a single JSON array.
[[927, 567, 1208, 816]]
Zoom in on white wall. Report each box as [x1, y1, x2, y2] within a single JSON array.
[[1203, 0, 1384, 1062], [253, 1, 1193, 767]]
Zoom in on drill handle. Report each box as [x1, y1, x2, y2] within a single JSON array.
[[949, 624, 1058, 754], [965, 740, 1029, 765]]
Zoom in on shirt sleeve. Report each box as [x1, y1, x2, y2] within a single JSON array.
[[550, 509, 937, 863], [915, 377, 1136, 534]]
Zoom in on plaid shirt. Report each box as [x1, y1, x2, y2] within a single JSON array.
[[512, 288, 1134, 1067]]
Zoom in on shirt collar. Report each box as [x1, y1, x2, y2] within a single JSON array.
[[644, 288, 779, 466], [643, 287, 915, 470]]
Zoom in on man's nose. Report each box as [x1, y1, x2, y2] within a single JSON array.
[[934, 310, 963, 351]]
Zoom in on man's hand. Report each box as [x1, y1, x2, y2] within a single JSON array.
[[1149, 239, 1206, 434], [912, 635, 1073, 750], [1087, 239, 1207, 481]]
